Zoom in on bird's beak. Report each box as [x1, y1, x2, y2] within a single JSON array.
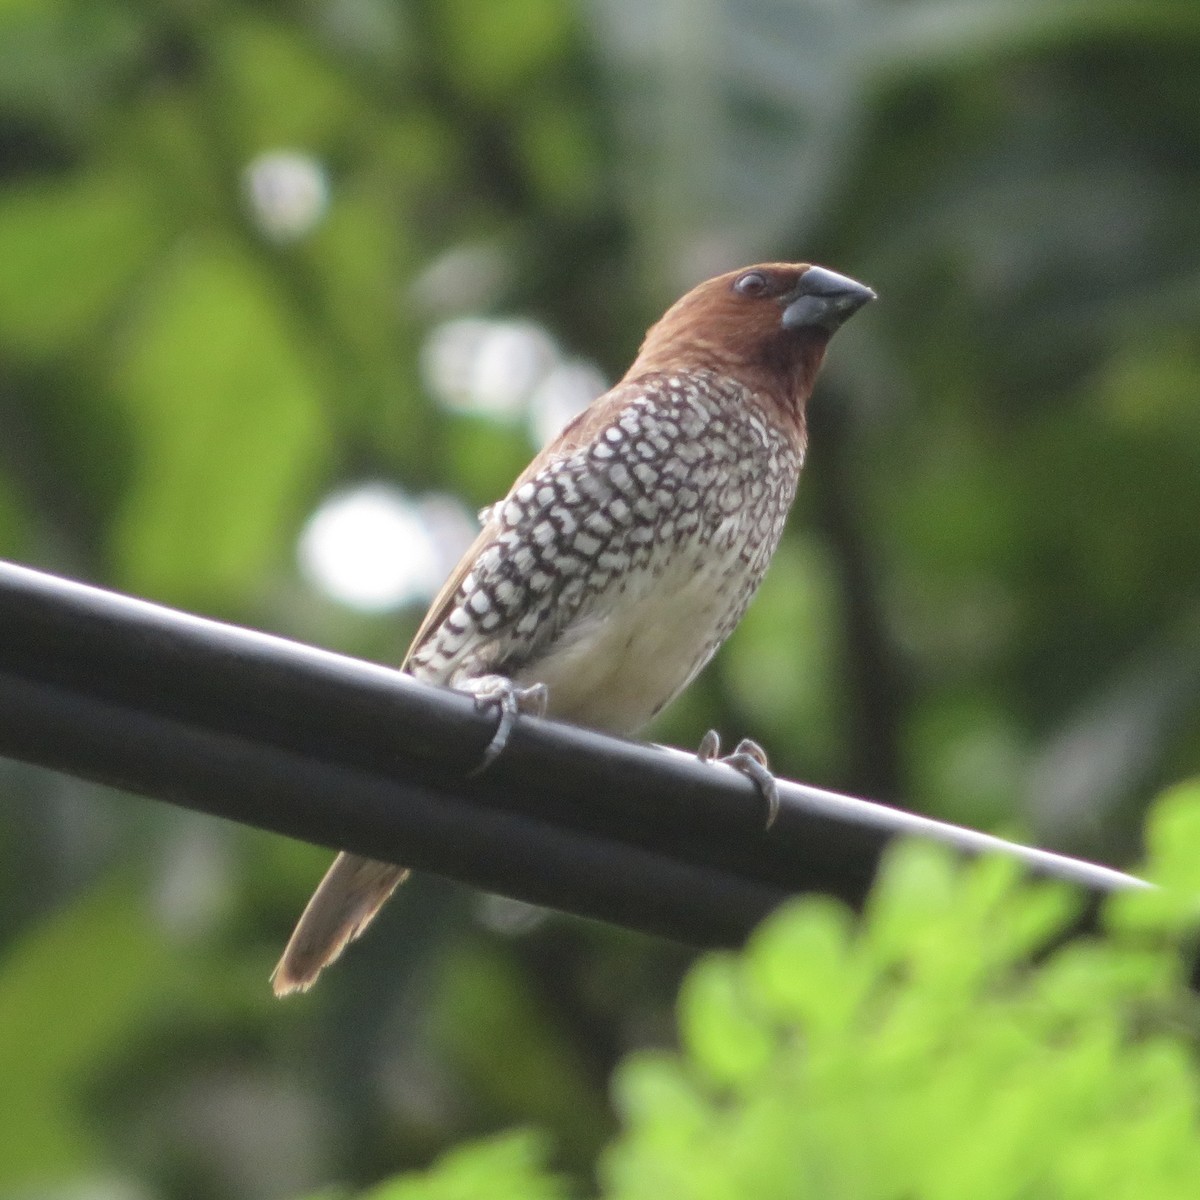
[[781, 267, 876, 333]]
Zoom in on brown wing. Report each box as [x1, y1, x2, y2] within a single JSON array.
[[400, 382, 632, 669]]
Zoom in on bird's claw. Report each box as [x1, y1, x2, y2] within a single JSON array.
[[697, 730, 781, 830], [462, 675, 548, 774]]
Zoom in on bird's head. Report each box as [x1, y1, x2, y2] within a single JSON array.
[[627, 262, 875, 436]]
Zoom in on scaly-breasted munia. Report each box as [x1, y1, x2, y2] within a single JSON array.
[[272, 261, 875, 995]]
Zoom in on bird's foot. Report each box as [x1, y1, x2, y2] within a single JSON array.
[[697, 730, 781, 830], [461, 675, 549, 774]]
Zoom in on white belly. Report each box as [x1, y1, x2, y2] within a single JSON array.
[[511, 538, 747, 735]]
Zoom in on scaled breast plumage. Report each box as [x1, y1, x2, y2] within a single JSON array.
[[407, 370, 803, 730]]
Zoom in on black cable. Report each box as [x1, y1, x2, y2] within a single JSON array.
[[0, 560, 1148, 946]]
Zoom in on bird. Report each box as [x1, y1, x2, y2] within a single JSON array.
[[271, 261, 875, 996]]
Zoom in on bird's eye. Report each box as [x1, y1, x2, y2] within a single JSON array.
[[733, 271, 770, 297]]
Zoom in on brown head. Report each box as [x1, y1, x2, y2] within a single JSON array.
[[626, 262, 875, 440]]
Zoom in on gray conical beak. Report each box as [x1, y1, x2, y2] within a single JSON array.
[[781, 267, 876, 333]]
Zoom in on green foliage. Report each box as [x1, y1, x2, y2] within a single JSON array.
[[112, 238, 327, 604], [361, 1131, 566, 1200], [359, 782, 1200, 1199], [604, 846, 1199, 1198], [2, 0, 1200, 1197], [1108, 778, 1200, 936], [0, 879, 173, 1187], [0, 168, 163, 355], [428, 940, 613, 1162]]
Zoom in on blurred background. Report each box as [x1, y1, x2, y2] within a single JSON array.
[[1, 0, 1199, 1195]]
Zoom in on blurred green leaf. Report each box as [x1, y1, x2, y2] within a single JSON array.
[[746, 898, 864, 1034], [430, 939, 611, 1164], [1107, 777, 1200, 935], [1140, 777, 1200, 890], [363, 1130, 566, 1200], [0, 169, 163, 354], [0, 0, 143, 126], [437, 0, 574, 103], [110, 237, 327, 605], [722, 538, 843, 772], [677, 953, 772, 1089], [0, 879, 170, 1187], [221, 13, 367, 151]]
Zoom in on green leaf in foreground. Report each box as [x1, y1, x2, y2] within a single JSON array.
[[600, 831, 1200, 1200], [332, 782, 1200, 1199], [362, 1131, 566, 1200]]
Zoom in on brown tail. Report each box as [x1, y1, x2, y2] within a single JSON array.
[[271, 853, 410, 996]]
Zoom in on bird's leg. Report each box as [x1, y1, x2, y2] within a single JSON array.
[[697, 730, 781, 830], [460, 674, 549, 774]]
